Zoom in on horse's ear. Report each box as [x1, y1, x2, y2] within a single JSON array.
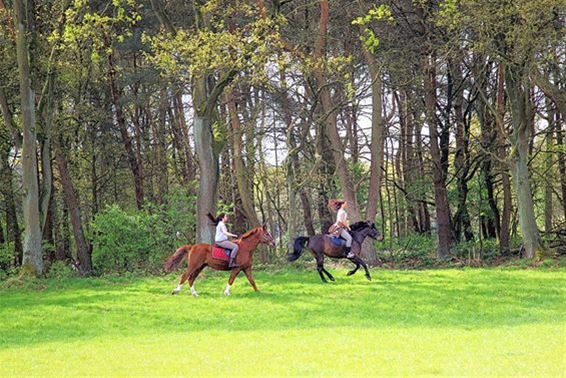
[[262, 222, 267, 230]]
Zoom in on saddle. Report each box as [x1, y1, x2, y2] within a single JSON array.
[[212, 245, 231, 262]]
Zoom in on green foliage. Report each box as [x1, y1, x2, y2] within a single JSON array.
[[384, 234, 437, 268], [0, 269, 564, 375], [352, 4, 393, 53], [146, 2, 283, 87], [89, 205, 170, 274], [46, 261, 78, 280], [146, 187, 198, 243], [88, 189, 197, 274], [0, 242, 14, 276], [451, 238, 500, 262]]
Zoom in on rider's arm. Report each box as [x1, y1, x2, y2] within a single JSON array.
[[221, 222, 238, 238]]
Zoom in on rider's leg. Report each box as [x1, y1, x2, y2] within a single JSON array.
[[340, 229, 354, 258], [218, 240, 239, 268]]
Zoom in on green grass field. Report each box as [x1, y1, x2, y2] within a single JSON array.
[[1, 267, 564, 376]]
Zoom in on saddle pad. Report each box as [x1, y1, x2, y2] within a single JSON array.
[[330, 236, 346, 247], [212, 246, 230, 261]]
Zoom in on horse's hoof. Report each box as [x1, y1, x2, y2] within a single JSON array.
[[171, 290, 179, 295], [224, 290, 231, 296], [347, 271, 355, 276], [328, 276, 335, 282], [366, 275, 372, 281]]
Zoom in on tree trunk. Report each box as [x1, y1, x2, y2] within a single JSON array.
[[155, 88, 169, 204], [226, 90, 260, 227], [496, 64, 512, 253], [193, 107, 219, 243], [398, 91, 420, 233], [14, 0, 43, 275], [0, 90, 23, 265], [55, 140, 92, 274], [107, 47, 144, 209], [313, 0, 361, 223], [423, 55, 453, 259], [358, 47, 383, 264], [555, 120, 566, 217], [544, 101, 555, 233], [362, 49, 384, 222], [279, 66, 300, 249], [452, 59, 474, 242], [1, 158, 22, 261], [506, 65, 544, 258]]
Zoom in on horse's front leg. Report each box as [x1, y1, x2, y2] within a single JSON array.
[[321, 267, 335, 281], [243, 267, 259, 292], [354, 256, 372, 281], [346, 259, 361, 276], [224, 267, 242, 296]]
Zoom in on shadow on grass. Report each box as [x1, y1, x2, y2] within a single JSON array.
[[0, 268, 564, 349]]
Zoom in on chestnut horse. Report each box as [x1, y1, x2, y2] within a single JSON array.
[[164, 226, 275, 296]]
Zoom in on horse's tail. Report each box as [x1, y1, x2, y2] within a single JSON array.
[[288, 236, 309, 262], [164, 245, 192, 272]]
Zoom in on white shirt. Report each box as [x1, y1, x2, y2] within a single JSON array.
[[337, 208, 348, 225], [215, 221, 229, 242]]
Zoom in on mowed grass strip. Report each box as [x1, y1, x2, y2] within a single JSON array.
[[0, 268, 564, 376]]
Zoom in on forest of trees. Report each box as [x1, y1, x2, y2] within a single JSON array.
[[0, 0, 564, 277]]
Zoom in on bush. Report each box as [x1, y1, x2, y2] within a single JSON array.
[[46, 260, 78, 279], [451, 238, 500, 262], [382, 234, 437, 268], [0, 242, 14, 274], [89, 205, 174, 274]]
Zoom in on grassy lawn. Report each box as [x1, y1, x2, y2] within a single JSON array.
[[0, 267, 564, 376]]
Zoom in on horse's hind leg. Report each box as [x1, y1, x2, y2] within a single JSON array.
[[188, 265, 206, 297], [315, 254, 333, 283], [172, 270, 190, 295], [172, 263, 201, 295]]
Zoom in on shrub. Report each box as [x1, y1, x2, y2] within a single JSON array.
[[46, 260, 78, 279], [382, 234, 437, 268], [452, 238, 500, 262], [89, 205, 173, 274], [0, 242, 14, 274]]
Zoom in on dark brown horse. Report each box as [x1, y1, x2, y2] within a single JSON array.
[[287, 221, 382, 282], [164, 226, 275, 296]]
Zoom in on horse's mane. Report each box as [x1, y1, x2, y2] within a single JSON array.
[[350, 221, 369, 231], [240, 227, 262, 239]]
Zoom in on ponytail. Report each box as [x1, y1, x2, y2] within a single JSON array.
[[207, 212, 225, 226]]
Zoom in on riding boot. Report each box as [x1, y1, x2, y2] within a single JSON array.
[[229, 257, 240, 268], [345, 247, 355, 259]]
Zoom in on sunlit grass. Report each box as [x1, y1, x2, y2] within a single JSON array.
[[1, 268, 564, 376]]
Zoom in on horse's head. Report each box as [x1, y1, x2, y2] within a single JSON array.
[[351, 221, 384, 241], [258, 224, 276, 247], [368, 221, 384, 241]]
